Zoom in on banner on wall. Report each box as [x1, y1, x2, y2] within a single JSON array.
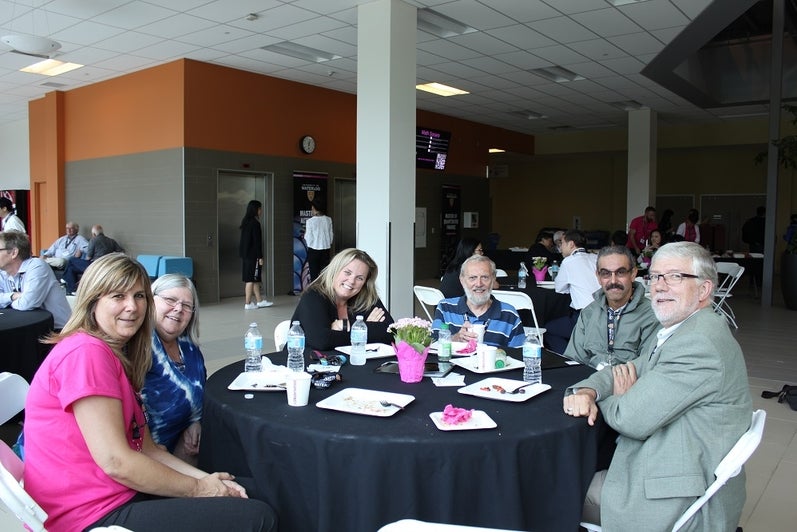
[[440, 185, 461, 275], [293, 171, 328, 294]]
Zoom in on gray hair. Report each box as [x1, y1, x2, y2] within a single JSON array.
[[151, 273, 200, 344], [651, 242, 717, 287], [460, 254, 496, 277], [596, 245, 636, 271]]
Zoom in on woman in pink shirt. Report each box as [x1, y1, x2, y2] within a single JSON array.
[[23, 253, 276, 532]]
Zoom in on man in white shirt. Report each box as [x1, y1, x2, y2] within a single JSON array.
[[0, 197, 26, 233], [304, 202, 334, 281], [545, 229, 599, 353], [41, 221, 89, 269]]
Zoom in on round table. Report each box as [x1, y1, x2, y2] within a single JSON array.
[[0, 308, 54, 383], [200, 350, 609, 532]]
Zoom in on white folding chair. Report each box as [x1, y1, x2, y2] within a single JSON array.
[[413, 286, 445, 322], [495, 268, 508, 278], [713, 263, 744, 329], [580, 409, 766, 532], [0, 373, 30, 425], [0, 440, 47, 532], [491, 290, 543, 344], [273, 320, 291, 351]]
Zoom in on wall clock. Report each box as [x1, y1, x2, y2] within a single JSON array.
[[300, 135, 316, 154]]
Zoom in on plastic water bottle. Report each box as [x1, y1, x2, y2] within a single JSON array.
[[522, 333, 542, 384], [518, 261, 529, 289], [438, 324, 452, 362], [350, 315, 368, 366], [549, 260, 560, 281], [286, 321, 306, 372], [244, 322, 263, 372]]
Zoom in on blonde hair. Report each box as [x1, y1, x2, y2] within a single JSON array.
[[308, 248, 380, 313], [47, 253, 154, 390]]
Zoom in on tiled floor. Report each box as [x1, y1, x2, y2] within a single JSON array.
[[198, 280, 797, 532]]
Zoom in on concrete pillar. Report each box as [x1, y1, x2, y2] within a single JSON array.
[[626, 108, 657, 226], [356, 0, 416, 317]]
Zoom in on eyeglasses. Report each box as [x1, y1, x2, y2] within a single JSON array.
[[464, 275, 492, 283], [648, 272, 700, 286], [156, 294, 194, 313], [598, 268, 632, 280]]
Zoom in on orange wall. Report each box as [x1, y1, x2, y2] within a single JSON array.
[[62, 62, 185, 161], [55, 58, 534, 173]]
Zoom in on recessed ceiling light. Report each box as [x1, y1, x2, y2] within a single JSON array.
[[21, 59, 83, 76], [261, 42, 340, 63], [513, 110, 547, 120], [610, 100, 644, 111], [606, 0, 652, 6], [528, 66, 584, 83], [415, 82, 469, 97], [489, 148, 505, 153], [417, 9, 476, 38]]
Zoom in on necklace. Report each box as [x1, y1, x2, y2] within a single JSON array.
[[165, 342, 185, 372]]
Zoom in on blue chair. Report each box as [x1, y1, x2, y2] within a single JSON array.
[[136, 255, 162, 279], [158, 256, 193, 278]]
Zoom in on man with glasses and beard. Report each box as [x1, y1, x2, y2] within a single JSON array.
[[564, 246, 659, 370], [563, 242, 752, 531], [432, 254, 525, 348]]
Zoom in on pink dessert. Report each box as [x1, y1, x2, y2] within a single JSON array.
[[442, 404, 474, 425], [456, 339, 477, 354]]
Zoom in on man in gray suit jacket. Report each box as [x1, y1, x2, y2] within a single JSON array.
[[564, 242, 752, 531]]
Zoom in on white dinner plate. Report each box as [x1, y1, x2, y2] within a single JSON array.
[[429, 410, 497, 431], [315, 387, 414, 417], [335, 343, 396, 359], [451, 355, 524, 374], [228, 371, 289, 392], [458, 377, 551, 402], [429, 340, 476, 356]]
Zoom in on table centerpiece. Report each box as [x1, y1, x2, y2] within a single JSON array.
[[388, 317, 432, 383], [531, 256, 548, 282]]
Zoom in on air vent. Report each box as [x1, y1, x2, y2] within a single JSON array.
[[41, 81, 68, 88]]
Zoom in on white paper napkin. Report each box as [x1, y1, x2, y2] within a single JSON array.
[[432, 372, 466, 387]]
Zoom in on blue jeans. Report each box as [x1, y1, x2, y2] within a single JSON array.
[[63, 257, 91, 292]]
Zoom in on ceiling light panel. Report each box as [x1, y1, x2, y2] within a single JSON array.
[[417, 9, 476, 38], [261, 41, 341, 63]]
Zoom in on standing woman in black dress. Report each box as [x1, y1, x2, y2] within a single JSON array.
[[239, 200, 273, 309]]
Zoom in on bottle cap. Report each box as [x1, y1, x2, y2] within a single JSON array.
[[441, 323, 449, 330]]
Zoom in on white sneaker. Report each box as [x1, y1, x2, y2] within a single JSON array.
[[244, 303, 257, 310], [256, 300, 273, 308]]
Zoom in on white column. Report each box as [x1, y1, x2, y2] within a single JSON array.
[[357, 0, 416, 317], [626, 108, 657, 225]]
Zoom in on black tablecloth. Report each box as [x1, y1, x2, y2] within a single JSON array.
[[201, 350, 608, 532], [0, 308, 54, 383], [499, 280, 572, 325]]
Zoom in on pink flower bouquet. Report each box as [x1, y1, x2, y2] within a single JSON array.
[[388, 317, 432, 383]]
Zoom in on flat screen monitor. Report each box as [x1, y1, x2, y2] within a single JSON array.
[[416, 127, 451, 170]]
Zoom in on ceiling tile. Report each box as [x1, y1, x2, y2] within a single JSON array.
[[431, 0, 517, 31], [531, 44, 588, 65], [607, 32, 664, 56], [618, 0, 690, 32], [567, 38, 627, 61], [570, 8, 642, 37], [527, 16, 598, 44]]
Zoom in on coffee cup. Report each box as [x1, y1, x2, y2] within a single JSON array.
[[286, 371, 312, 407], [471, 324, 485, 344]]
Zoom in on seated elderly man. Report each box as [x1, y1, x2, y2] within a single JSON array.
[[41, 221, 89, 269], [0, 231, 71, 329], [62, 224, 124, 294], [563, 242, 752, 530], [432, 254, 525, 348], [564, 245, 659, 369]]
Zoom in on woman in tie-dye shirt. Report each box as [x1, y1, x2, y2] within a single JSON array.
[[141, 274, 206, 465]]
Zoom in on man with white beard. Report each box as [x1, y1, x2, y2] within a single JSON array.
[[563, 242, 752, 531], [431, 254, 525, 348]]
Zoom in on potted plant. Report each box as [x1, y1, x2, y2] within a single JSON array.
[[388, 317, 432, 383], [755, 104, 797, 309]]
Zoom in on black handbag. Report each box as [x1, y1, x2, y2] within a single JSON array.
[[761, 384, 797, 411]]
